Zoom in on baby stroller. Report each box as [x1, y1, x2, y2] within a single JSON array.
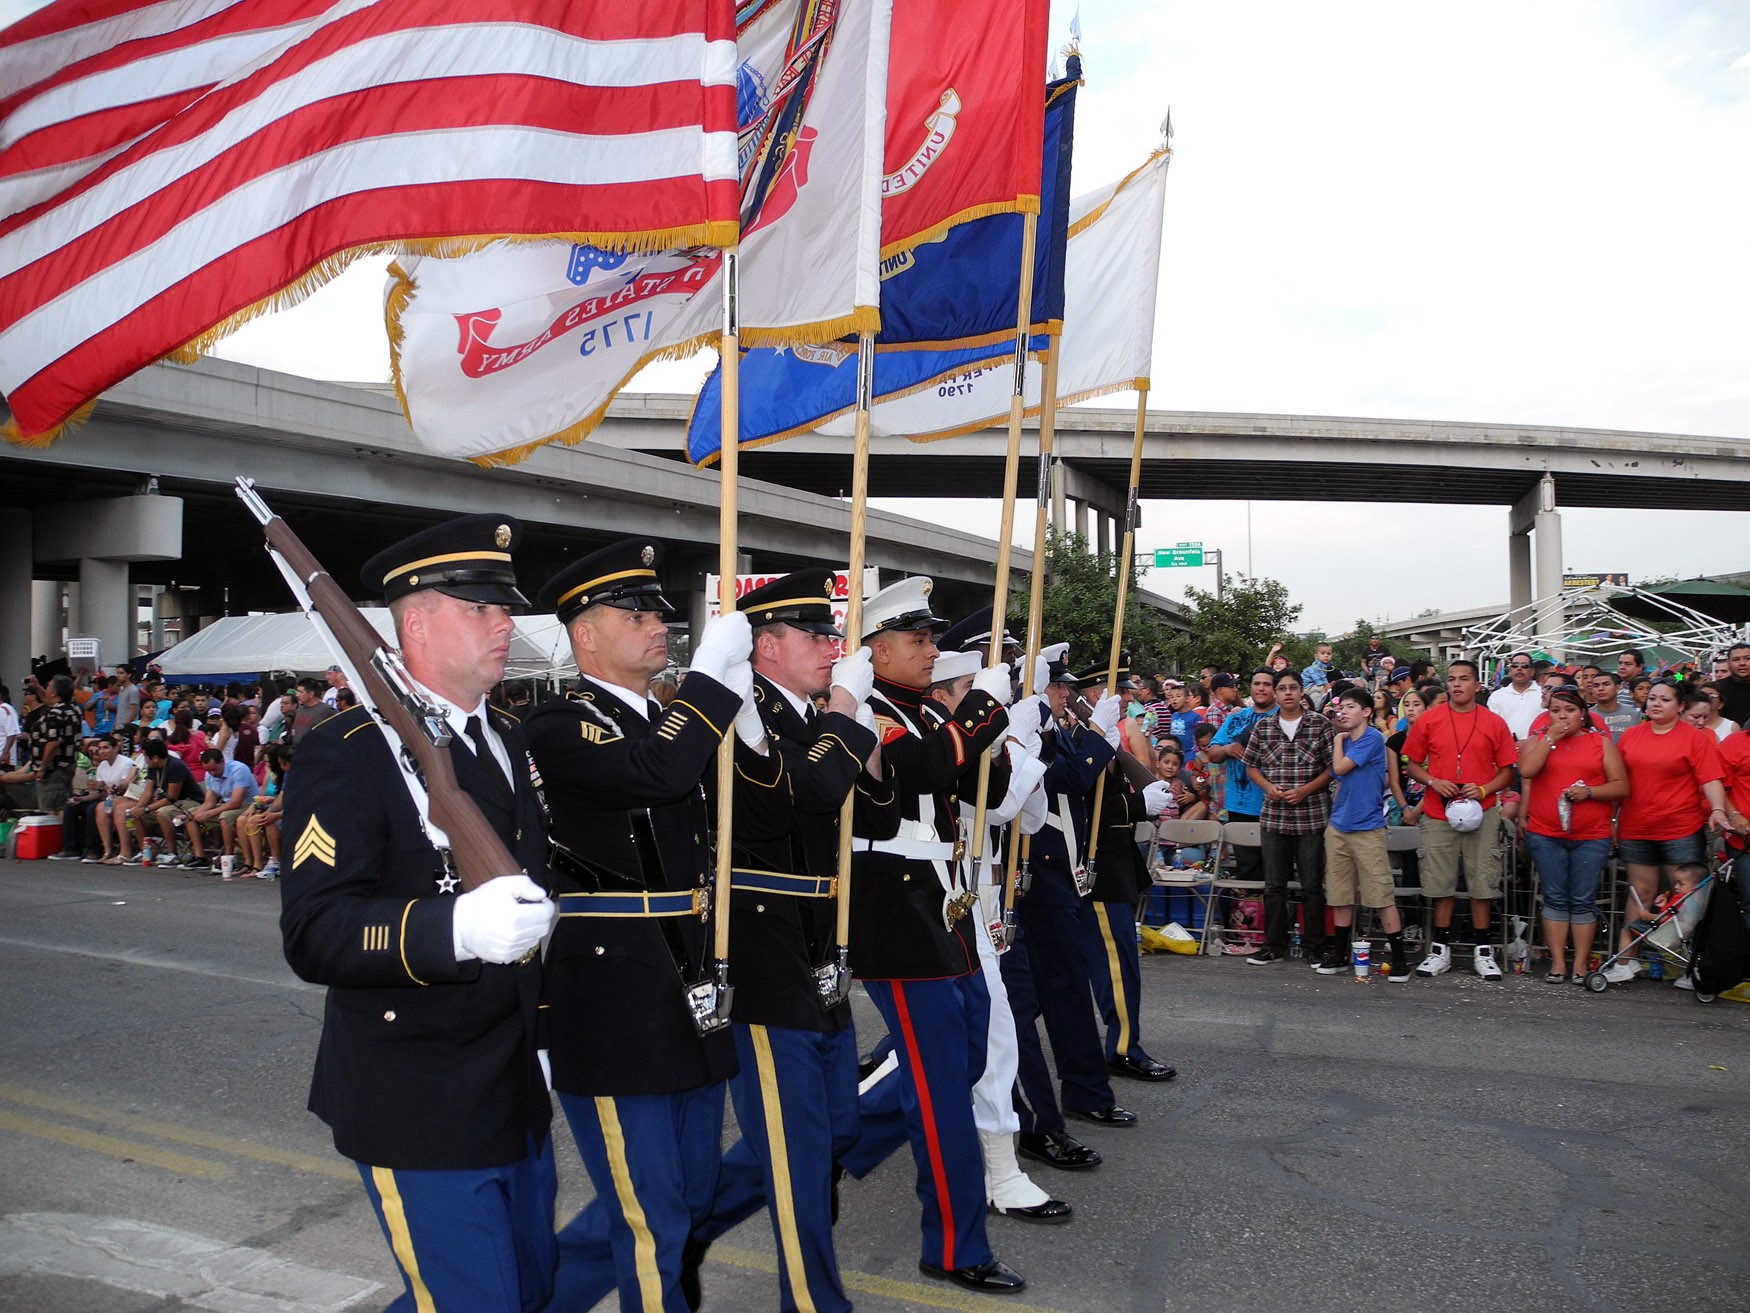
[[1585, 851, 1745, 1000]]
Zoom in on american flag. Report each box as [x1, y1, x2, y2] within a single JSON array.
[[0, 0, 740, 443]]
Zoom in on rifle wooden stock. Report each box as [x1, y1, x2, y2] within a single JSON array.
[[256, 514, 520, 891]]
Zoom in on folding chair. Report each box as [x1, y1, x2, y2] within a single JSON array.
[[1148, 819, 1223, 931], [1201, 821, 1265, 954], [1380, 824, 1425, 943]]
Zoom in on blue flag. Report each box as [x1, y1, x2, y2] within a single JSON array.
[[689, 60, 1079, 463]]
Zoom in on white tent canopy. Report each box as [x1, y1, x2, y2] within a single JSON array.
[[155, 611, 576, 682]]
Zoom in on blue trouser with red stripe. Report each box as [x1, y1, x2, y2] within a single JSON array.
[[861, 974, 992, 1274], [356, 1135, 556, 1313]]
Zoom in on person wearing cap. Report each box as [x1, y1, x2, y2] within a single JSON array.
[[1399, 660, 1518, 980], [522, 538, 765, 1313], [851, 577, 1027, 1294], [686, 569, 891, 1313], [1202, 672, 1239, 729], [279, 514, 559, 1313], [1073, 667, 1178, 1081], [321, 663, 346, 708], [1009, 650, 1139, 1135], [933, 642, 1074, 1222]]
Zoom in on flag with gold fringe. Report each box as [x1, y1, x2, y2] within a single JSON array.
[[386, 0, 890, 465], [0, 0, 741, 445]]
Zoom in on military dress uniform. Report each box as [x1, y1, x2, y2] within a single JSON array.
[[1008, 660, 1129, 1131], [849, 579, 1022, 1291], [690, 570, 892, 1313], [523, 541, 755, 1313], [279, 515, 556, 1313]]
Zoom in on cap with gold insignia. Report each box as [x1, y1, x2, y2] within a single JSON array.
[[939, 605, 1018, 657], [538, 538, 674, 624], [860, 576, 947, 640], [1042, 645, 1076, 687], [360, 513, 528, 607], [1072, 651, 1138, 690], [931, 649, 984, 683], [737, 568, 843, 637]]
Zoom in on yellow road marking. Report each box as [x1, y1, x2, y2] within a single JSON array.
[[709, 1244, 1072, 1313], [0, 1108, 228, 1178], [0, 1082, 353, 1180]]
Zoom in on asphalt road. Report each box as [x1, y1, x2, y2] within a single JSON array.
[[0, 858, 1746, 1313]]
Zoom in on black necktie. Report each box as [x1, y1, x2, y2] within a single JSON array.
[[648, 699, 664, 721], [465, 714, 511, 798]]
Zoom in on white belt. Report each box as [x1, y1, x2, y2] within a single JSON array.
[[855, 836, 958, 861]]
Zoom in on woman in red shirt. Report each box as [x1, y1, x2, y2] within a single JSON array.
[[165, 707, 208, 784], [1614, 680, 1733, 979], [1518, 687, 1627, 982]]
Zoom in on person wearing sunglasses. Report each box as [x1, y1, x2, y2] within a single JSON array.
[[1486, 652, 1543, 739]]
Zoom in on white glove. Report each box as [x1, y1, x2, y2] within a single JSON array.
[[1143, 780, 1174, 816], [855, 703, 878, 735], [1008, 695, 1045, 756], [1090, 690, 1123, 746], [452, 874, 555, 964], [971, 662, 1011, 703], [1032, 655, 1052, 695], [690, 612, 752, 683], [734, 688, 766, 750], [831, 646, 875, 704]]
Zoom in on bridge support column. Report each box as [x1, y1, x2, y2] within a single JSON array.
[[1050, 460, 1066, 541], [1508, 528, 1531, 613], [31, 581, 61, 668], [0, 518, 32, 692], [1509, 475, 1564, 660], [1073, 498, 1088, 544], [76, 558, 132, 675], [1096, 512, 1111, 558]]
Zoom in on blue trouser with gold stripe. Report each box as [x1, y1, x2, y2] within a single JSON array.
[[549, 1083, 726, 1313], [357, 1135, 556, 1313], [1080, 898, 1153, 1064], [861, 975, 992, 1274], [997, 919, 1067, 1136], [1015, 896, 1116, 1114], [695, 1023, 860, 1313]]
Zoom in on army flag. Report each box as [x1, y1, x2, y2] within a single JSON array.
[[0, 1, 741, 444], [686, 62, 1076, 464], [387, 0, 890, 465], [817, 146, 1171, 441]]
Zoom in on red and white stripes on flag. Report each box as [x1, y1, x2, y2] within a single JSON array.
[[0, 0, 740, 444]]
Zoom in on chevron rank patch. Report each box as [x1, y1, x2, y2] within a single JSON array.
[[294, 815, 337, 868], [578, 721, 609, 744]]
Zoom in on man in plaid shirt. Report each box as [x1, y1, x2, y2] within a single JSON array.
[[1241, 670, 1335, 967]]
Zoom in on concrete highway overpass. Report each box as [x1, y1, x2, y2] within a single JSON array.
[[0, 359, 1188, 680]]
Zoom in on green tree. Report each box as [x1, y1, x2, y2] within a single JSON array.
[[1164, 574, 1302, 677], [1005, 529, 1179, 675]]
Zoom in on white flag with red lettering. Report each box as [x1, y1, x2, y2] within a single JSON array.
[[388, 0, 890, 465], [0, 0, 740, 444]]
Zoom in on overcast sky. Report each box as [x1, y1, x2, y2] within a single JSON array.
[[10, 0, 1746, 631]]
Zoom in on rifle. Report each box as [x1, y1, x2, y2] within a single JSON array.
[[235, 477, 519, 891]]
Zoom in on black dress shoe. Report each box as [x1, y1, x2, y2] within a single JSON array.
[[1066, 1106, 1138, 1127], [918, 1257, 1027, 1293], [1016, 1130, 1102, 1169], [991, 1197, 1073, 1223], [1108, 1055, 1177, 1082], [679, 1236, 708, 1310]]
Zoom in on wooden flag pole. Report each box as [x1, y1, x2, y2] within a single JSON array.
[[830, 331, 876, 999], [967, 210, 1038, 887], [1084, 384, 1150, 865], [1003, 338, 1061, 917], [709, 249, 741, 1021]]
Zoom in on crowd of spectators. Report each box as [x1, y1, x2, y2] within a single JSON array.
[[1113, 639, 1750, 986], [1, 668, 311, 880]]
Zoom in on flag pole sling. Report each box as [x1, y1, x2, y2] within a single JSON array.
[[968, 210, 1038, 886], [831, 331, 876, 994], [711, 249, 741, 1015], [1085, 385, 1149, 866], [1004, 338, 1061, 916]]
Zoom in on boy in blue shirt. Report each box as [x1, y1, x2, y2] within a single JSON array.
[[1324, 687, 1410, 981]]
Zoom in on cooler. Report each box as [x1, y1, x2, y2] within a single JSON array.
[[13, 815, 63, 859]]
